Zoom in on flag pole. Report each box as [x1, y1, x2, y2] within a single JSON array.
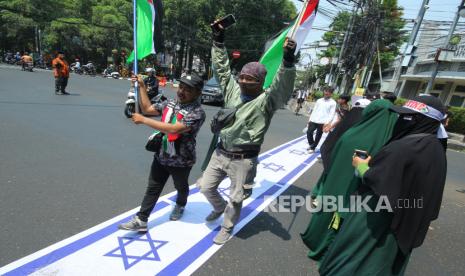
[[288, 0, 310, 40], [132, 0, 140, 113]]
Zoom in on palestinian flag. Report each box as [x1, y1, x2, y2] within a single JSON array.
[[260, 0, 319, 88], [127, 0, 164, 63], [151, 103, 186, 156]]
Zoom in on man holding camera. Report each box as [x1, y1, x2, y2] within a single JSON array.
[[118, 73, 205, 231], [199, 19, 297, 245]]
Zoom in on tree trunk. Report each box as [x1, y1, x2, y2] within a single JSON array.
[[175, 39, 185, 78], [188, 47, 194, 73]]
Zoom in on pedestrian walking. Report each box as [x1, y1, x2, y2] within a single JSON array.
[[199, 20, 296, 245], [295, 88, 308, 115], [319, 95, 447, 275], [118, 73, 205, 231], [52, 51, 70, 95], [319, 98, 370, 171], [323, 94, 351, 133], [302, 99, 398, 262], [306, 87, 336, 153]]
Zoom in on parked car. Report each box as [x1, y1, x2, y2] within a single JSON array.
[[172, 79, 180, 88], [201, 77, 224, 105]]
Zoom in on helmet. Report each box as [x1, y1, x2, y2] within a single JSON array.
[[145, 67, 156, 73]]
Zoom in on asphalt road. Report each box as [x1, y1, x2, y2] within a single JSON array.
[[1, 65, 464, 275]]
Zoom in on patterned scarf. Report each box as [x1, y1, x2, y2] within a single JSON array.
[[159, 102, 185, 156]]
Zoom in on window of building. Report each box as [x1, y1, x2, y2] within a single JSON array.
[[458, 63, 465, 72], [416, 64, 430, 73], [433, 83, 445, 91], [455, 85, 465, 93], [449, 95, 465, 107], [438, 63, 450, 71]]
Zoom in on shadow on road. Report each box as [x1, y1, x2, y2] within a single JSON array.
[[236, 184, 312, 241]]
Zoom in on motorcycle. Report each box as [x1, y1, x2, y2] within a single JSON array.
[[34, 58, 48, 69], [70, 63, 83, 74], [82, 62, 96, 76], [124, 88, 167, 118], [103, 66, 121, 79], [21, 62, 34, 72]]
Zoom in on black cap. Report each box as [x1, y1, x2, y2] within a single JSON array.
[[390, 95, 446, 115], [365, 92, 380, 100], [180, 74, 204, 91]]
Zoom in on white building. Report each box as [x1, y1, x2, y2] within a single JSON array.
[[399, 21, 465, 107], [376, 21, 465, 107]]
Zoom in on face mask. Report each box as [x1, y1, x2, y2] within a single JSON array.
[[239, 81, 262, 97], [241, 94, 257, 103], [392, 115, 417, 139]]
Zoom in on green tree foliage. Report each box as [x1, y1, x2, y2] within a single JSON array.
[[1, 0, 296, 74], [162, 0, 296, 76], [315, 0, 405, 88]]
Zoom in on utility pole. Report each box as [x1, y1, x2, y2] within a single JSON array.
[[392, 0, 429, 97], [363, 3, 383, 89], [38, 28, 42, 56], [34, 26, 39, 54], [424, 0, 465, 94], [333, 4, 357, 92]]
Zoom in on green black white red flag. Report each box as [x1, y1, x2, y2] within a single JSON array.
[[127, 0, 164, 63], [260, 0, 319, 88]]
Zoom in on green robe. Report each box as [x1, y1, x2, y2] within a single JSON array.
[[318, 192, 409, 276], [301, 99, 398, 262]]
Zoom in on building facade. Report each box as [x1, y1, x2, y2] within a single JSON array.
[[375, 21, 465, 107]]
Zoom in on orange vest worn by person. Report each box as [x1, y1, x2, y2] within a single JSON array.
[[52, 57, 70, 77]]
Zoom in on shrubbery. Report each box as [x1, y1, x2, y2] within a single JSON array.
[[448, 106, 465, 134]]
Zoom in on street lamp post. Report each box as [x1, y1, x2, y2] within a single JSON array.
[[424, 0, 465, 95]]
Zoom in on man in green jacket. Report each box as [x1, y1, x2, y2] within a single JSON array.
[[199, 21, 297, 244]]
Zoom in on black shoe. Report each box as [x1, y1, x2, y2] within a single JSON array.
[[55, 91, 63, 95], [243, 188, 253, 200], [61, 91, 70, 95], [169, 204, 185, 221]]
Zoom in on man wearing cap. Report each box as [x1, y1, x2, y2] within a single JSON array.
[[118, 73, 205, 231], [52, 51, 70, 95], [319, 95, 447, 274], [198, 20, 297, 244]]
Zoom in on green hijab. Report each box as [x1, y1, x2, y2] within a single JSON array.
[[301, 99, 399, 261]]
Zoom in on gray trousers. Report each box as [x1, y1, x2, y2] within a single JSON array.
[[199, 149, 258, 230]]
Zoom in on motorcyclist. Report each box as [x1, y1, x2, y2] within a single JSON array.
[[21, 52, 33, 70], [144, 67, 159, 98], [83, 61, 95, 75], [15, 52, 21, 62], [72, 58, 81, 73], [104, 63, 114, 75]]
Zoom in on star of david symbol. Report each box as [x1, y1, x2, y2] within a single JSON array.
[[104, 231, 168, 270], [289, 149, 306, 155], [261, 162, 285, 172], [218, 186, 230, 197]]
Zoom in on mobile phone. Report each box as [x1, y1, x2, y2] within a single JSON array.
[[354, 149, 369, 160], [213, 14, 236, 31]]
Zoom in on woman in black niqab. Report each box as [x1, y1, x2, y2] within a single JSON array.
[[319, 96, 447, 276]]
